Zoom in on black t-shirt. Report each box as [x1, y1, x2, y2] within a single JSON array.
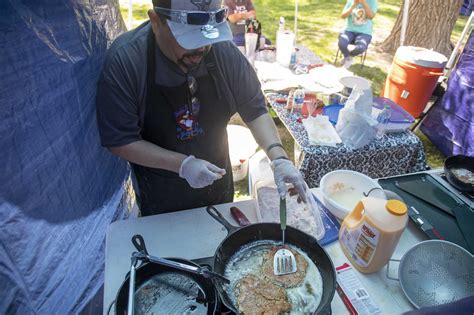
[[96, 22, 267, 147]]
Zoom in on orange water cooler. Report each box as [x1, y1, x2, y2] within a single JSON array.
[[382, 46, 447, 118]]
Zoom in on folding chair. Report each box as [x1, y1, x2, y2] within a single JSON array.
[[333, 44, 368, 67]]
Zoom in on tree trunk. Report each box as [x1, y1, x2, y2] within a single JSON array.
[[378, 0, 463, 57]]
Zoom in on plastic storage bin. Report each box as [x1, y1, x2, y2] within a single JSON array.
[[253, 179, 326, 240], [372, 97, 415, 133]]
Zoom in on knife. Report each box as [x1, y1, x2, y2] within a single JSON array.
[[230, 206, 251, 226], [408, 206, 444, 240]]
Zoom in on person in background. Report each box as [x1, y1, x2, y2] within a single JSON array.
[[225, 0, 256, 46], [96, 0, 306, 216], [338, 0, 377, 68]]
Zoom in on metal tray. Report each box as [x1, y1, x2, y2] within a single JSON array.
[[379, 173, 472, 254]]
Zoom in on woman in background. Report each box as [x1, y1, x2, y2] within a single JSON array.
[[338, 0, 378, 68]]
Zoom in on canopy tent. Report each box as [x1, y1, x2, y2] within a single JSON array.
[[0, 1, 130, 313], [420, 28, 474, 156]]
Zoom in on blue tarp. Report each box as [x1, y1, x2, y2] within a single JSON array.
[[0, 1, 129, 313], [421, 30, 474, 156], [460, 0, 473, 15]]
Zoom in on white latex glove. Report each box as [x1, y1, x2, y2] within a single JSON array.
[[271, 159, 307, 202], [179, 155, 226, 188]]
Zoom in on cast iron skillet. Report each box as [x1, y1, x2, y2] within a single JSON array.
[[113, 237, 218, 315], [444, 155, 474, 193], [206, 206, 336, 315]]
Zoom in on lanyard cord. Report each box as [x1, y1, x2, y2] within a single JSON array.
[[186, 74, 194, 116]]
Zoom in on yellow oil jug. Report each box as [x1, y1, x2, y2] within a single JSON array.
[[339, 197, 408, 273]]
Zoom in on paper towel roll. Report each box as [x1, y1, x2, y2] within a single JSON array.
[[245, 33, 258, 65], [276, 30, 295, 68]]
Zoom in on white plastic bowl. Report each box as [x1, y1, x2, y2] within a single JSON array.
[[320, 170, 384, 220], [339, 76, 371, 89], [339, 76, 370, 96]]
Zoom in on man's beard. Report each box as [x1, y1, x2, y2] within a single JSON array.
[[177, 46, 211, 72]]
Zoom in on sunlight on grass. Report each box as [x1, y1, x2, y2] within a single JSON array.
[[234, 175, 251, 200], [349, 64, 388, 96], [452, 15, 469, 43], [120, 3, 151, 29], [414, 129, 446, 168]]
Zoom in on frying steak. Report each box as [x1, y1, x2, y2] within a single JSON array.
[[234, 274, 291, 314]]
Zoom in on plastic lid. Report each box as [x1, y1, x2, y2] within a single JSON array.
[[253, 180, 326, 240], [395, 46, 447, 69], [373, 97, 415, 123], [322, 104, 344, 125], [386, 200, 407, 216]]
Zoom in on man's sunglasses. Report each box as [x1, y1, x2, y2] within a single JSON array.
[[154, 7, 228, 26]]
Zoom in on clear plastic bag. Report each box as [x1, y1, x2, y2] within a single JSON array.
[[336, 86, 378, 149], [336, 108, 377, 149], [254, 180, 326, 240]]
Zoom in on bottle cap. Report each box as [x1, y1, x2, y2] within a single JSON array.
[[385, 199, 407, 216]]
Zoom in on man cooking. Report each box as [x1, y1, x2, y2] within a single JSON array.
[[96, 0, 306, 216]]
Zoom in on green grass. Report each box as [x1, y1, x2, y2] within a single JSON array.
[[233, 174, 250, 200], [415, 129, 446, 169], [452, 15, 469, 44], [120, 3, 151, 29], [350, 64, 388, 96]]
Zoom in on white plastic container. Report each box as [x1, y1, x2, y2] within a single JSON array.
[[339, 197, 408, 273], [227, 125, 258, 182], [253, 179, 325, 240], [371, 97, 415, 133], [231, 159, 249, 182]]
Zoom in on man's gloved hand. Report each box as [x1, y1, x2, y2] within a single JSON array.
[[271, 159, 307, 202], [179, 155, 226, 188]]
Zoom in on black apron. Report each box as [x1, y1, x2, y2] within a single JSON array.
[[132, 32, 234, 216]]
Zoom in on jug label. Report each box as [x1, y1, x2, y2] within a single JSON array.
[[340, 221, 380, 267]]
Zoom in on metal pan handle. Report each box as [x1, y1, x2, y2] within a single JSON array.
[[132, 234, 149, 255], [145, 253, 230, 284], [106, 299, 115, 315], [206, 206, 239, 234]]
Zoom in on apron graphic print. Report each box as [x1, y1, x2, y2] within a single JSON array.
[[173, 101, 204, 140]]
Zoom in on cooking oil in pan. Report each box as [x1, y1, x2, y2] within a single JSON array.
[[224, 240, 323, 314]]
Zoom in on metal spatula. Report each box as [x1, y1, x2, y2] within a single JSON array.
[[273, 196, 297, 276]]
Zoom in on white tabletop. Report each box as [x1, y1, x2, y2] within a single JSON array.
[[104, 189, 427, 314]]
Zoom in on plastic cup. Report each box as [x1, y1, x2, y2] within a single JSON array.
[[304, 99, 317, 118]]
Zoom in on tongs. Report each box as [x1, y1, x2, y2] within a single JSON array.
[[132, 252, 230, 284], [273, 196, 297, 276], [131, 235, 229, 284]]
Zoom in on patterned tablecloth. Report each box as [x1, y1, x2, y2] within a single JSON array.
[[267, 94, 428, 187]]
